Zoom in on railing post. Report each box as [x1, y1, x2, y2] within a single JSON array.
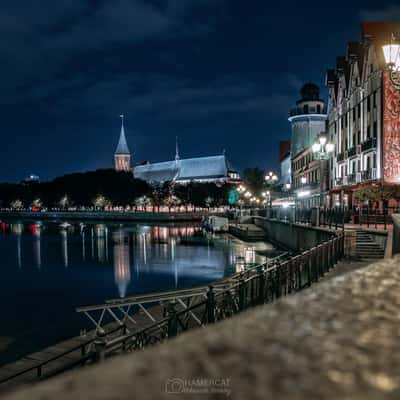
[[257, 265, 266, 304], [167, 301, 178, 338], [239, 278, 246, 311], [94, 330, 107, 363], [206, 286, 216, 324], [307, 250, 312, 286]]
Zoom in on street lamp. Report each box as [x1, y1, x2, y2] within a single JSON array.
[[312, 133, 335, 160], [382, 33, 400, 89], [265, 171, 278, 182], [312, 132, 335, 207], [382, 34, 400, 71]]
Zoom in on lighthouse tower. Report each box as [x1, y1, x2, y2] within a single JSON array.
[[288, 83, 327, 158], [114, 115, 131, 172]]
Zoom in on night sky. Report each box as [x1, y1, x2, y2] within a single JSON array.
[[0, 0, 398, 182]]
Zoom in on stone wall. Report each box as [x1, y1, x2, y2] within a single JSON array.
[[252, 216, 335, 252]]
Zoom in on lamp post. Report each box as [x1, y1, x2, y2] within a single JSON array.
[[312, 132, 335, 207], [265, 171, 278, 183], [264, 171, 278, 210]]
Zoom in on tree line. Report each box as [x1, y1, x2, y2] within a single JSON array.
[[0, 169, 232, 209]]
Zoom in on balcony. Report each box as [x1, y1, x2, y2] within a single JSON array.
[[289, 105, 326, 117], [347, 173, 356, 184], [361, 137, 377, 152], [348, 146, 357, 158], [360, 169, 377, 181], [336, 152, 344, 162], [335, 177, 343, 186]]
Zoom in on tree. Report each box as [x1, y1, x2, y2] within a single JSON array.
[[135, 196, 152, 208], [151, 182, 171, 210], [93, 195, 110, 209], [354, 184, 400, 205], [59, 195, 71, 209], [242, 167, 265, 193], [10, 199, 23, 209]]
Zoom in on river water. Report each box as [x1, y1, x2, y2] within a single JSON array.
[[0, 220, 273, 365]]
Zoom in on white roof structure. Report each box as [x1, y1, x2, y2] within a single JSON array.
[[134, 155, 238, 184]]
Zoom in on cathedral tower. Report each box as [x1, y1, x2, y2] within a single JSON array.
[[114, 115, 131, 172]]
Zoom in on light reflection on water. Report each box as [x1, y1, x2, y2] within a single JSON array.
[[0, 220, 273, 365]]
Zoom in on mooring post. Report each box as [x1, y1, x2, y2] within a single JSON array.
[[94, 329, 107, 363]]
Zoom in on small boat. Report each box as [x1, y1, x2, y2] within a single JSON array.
[[202, 216, 229, 233], [60, 222, 72, 229]]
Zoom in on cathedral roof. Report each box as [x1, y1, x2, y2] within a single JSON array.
[[134, 155, 233, 183], [115, 122, 130, 155]]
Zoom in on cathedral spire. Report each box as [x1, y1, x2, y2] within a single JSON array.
[[115, 115, 130, 155], [114, 115, 131, 171], [175, 136, 180, 161]]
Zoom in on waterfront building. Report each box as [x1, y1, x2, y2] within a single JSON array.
[[134, 154, 241, 185], [114, 115, 131, 172], [326, 22, 400, 208], [288, 83, 328, 206], [113, 120, 241, 185]]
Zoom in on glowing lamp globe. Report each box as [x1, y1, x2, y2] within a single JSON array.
[[326, 143, 335, 153], [312, 143, 321, 153], [383, 44, 400, 71]]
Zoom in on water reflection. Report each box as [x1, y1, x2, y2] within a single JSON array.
[[31, 223, 42, 269], [61, 229, 68, 267], [4, 221, 272, 297], [113, 231, 131, 298]]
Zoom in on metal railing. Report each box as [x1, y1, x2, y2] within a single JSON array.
[[351, 207, 399, 230], [94, 234, 343, 357], [269, 206, 398, 231], [0, 325, 126, 386]]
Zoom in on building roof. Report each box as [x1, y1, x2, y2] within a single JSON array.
[[115, 122, 130, 155], [134, 155, 234, 183]]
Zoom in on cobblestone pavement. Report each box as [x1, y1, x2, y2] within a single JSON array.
[[4, 256, 400, 400]]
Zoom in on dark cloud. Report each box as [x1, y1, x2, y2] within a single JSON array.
[[0, 0, 394, 182], [359, 4, 400, 21]]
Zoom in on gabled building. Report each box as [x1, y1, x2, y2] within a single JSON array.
[[113, 119, 240, 185], [326, 22, 400, 208], [134, 154, 240, 185]]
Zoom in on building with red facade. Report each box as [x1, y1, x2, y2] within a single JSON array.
[[326, 22, 400, 208]]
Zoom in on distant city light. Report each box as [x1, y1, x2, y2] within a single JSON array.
[[297, 190, 310, 198]]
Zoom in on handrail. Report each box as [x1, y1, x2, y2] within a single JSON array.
[[77, 252, 290, 313], [0, 325, 125, 385]]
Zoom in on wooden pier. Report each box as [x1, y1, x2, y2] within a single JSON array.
[[0, 304, 165, 393]]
